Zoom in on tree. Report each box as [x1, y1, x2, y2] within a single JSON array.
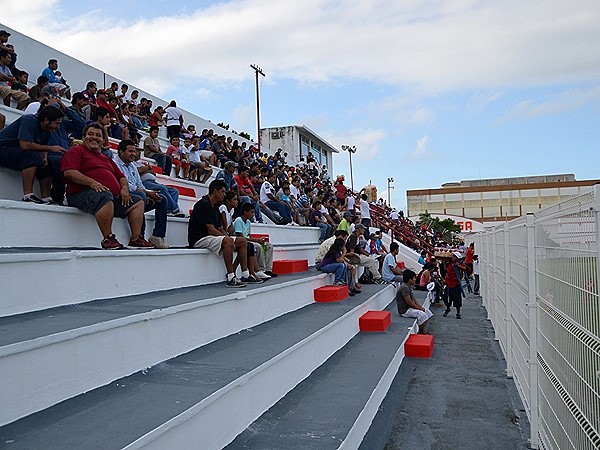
[[239, 131, 251, 140], [418, 211, 461, 243], [217, 122, 230, 130]]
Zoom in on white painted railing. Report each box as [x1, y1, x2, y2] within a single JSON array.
[[472, 184, 600, 450]]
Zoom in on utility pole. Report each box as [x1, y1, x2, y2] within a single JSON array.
[[250, 64, 265, 152], [387, 177, 394, 207]]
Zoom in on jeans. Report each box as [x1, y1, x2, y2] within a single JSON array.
[[321, 262, 347, 284], [151, 153, 173, 177], [240, 196, 263, 222], [315, 222, 331, 241], [266, 200, 291, 223], [136, 191, 168, 238], [142, 180, 180, 213], [361, 218, 371, 238]]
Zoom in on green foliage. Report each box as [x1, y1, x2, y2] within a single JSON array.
[[239, 131, 251, 140], [418, 211, 461, 242], [217, 122, 230, 130]]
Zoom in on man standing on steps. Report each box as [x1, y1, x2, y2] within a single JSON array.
[[61, 123, 154, 249], [396, 269, 433, 334], [443, 251, 465, 319]]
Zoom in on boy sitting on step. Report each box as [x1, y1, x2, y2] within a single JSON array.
[[233, 202, 276, 279]]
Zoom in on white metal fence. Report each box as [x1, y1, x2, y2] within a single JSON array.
[[472, 184, 600, 450]]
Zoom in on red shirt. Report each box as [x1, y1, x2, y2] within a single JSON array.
[[335, 182, 347, 199], [465, 247, 474, 264], [96, 99, 118, 119], [235, 175, 254, 196], [60, 144, 125, 196], [445, 262, 461, 288]]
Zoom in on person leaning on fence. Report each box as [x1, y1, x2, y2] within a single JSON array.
[[396, 269, 433, 335]]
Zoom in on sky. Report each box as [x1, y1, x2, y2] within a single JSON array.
[[2, 0, 600, 210]]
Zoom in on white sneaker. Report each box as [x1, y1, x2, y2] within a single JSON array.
[[255, 270, 271, 280], [149, 235, 169, 249]]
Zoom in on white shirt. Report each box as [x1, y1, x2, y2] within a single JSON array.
[[474, 260, 480, 275], [164, 106, 183, 127], [347, 196, 355, 211], [24, 102, 42, 114], [391, 210, 399, 220], [260, 180, 275, 203], [359, 198, 371, 219], [290, 184, 300, 199]]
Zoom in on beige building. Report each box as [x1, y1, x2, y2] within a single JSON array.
[[406, 174, 599, 222]]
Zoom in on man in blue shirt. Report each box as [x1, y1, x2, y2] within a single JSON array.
[[41, 59, 71, 99], [0, 106, 65, 203]]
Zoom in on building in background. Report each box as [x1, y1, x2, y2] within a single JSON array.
[[407, 174, 600, 223], [260, 125, 337, 173]]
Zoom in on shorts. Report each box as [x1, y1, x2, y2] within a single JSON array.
[[0, 144, 44, 170], [193, 235, 226, 256], [199, 150, 214, 160], [446, 286, 463, 308], [401, 307, 433, 325], [67, 189, 143, 218]]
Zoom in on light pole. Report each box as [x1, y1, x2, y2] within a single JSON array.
[[250, 64, 265, 152], [341, 145, 356, 192], [387, 177, 394, 207]]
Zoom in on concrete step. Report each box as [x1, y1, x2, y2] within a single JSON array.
[[226, 293, 429, 450], [0, 270, 330, 427], [0, 243, 319, 317], [0, 283, 396, 448], [0, 197, 320, 249]]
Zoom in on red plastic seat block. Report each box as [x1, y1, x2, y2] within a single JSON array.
[[397, 261, 406, 269], [272, 259, 309, 275], [250, 233, 270, 242], [166, 185, 196, 198], [153, 166, 163, 174], [404, 334, 434, 358], [314, 285, 348, 303], [359, 311, 391, 332]]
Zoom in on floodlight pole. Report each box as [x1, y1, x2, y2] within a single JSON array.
[[387, 177, 394, 206], [250, 64, 265, 152], [341, 145, 357, 192]]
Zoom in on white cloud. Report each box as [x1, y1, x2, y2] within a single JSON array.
[[327, 128, 387, 162], [410, 135, 437, 161], [232, 104, 256, 137], [2, 0, 599, 93], [467, 91, 504, 115], [498, 86, 600, 123]]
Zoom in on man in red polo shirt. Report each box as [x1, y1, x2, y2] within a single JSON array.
[[60, 123, 153, 249]]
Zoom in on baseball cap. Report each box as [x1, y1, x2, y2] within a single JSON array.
[[343, 211, 352, 218], [355, 224, 365, 231], [0, 30, 11, 37]]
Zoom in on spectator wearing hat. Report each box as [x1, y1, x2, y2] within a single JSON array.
[[0, 49, 30, 110], [0, 30, 19, 76], [215, 161, 239, 192], [337, 211, 353, 234]]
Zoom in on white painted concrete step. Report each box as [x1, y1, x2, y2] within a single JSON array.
[[226, 293, 429, 450], [0, 283, 395, 448], [0, 196, 321, 249], [0, 271, 330, 428], [0, 245, 319, 317]]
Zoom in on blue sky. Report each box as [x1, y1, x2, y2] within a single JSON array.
[[2, 0, 599, 210]]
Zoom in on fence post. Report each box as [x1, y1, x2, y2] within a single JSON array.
[[484, 231, 491, 319], [491, 228, 498, 338], [504, 222, 513, 378], [595, 184, 600, 307], [526, 213, 539, 449]]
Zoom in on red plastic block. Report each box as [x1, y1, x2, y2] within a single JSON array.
[[396, 261, 406, 269], [272, 259, 309, 275], [359, 311, 392, 332], [153, 166, 163, 174], [250, 233, 270, 242], [314, 285, 349, 303], [404, 334, 434, 358], [166, 185, 196, 198]]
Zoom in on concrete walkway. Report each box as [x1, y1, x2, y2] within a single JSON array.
[[362, 292, 531, 450]]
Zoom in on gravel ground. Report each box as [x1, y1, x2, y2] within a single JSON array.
[[362, 292, 532, 450]]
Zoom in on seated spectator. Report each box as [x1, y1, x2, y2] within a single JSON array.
[[143, 126, 173, 177], [260, 171, 292, 225], [87, 106, 113, 157], [133, 152, 185, 217], [235, 165, 263, 223], [188, 179, 249, 288], [216, 160, 239, 192], [166, 136, 189, 178], [233, 202, 276, 279], [117, 84, 128, 104], [0, 111, 5, 130], [60, 123, 153, 249], [0, 106, 65, 203], [80, 81, 98, 120], [63, 92, 87, 139], [346, 224, 385, 283], [293, 186, 312, 225], [0, 50, 30, 110], [320, 237, 350, 286], [382, 242, 404, 283], [95, 89, 122, 139], [188, 136, 213, 183], [165, 100, 184, 139], [337, 211, 352, 234], [396, 269, 433, 334], [41, 59, 71, 99], [10, 70, 28, 92], [0, 30, 19, 76], [310, 200, 331, 243], [115, 140, 170, 248], [418, 250, 427, 266], [231, 202, 270, 283], [148, 105, 165, 127]]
